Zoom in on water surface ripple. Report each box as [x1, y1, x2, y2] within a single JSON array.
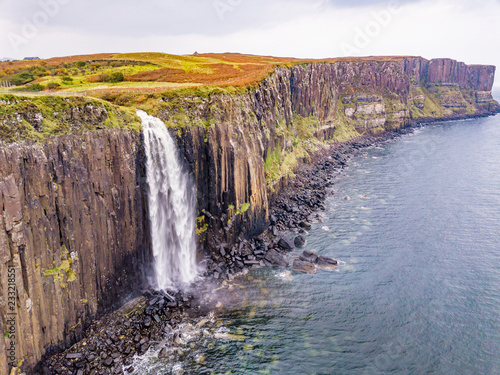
[[139, 116, 500, 374]]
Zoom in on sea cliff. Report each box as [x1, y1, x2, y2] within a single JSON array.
[[0, 55, 498, 372]]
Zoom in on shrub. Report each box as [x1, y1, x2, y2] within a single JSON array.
[[10, 72, 34, 86], [62, 76, 73, 83], [76, 61, 86, 68], [46, 82, 60, 90], [30, 66, 48, 78], [23, 83, 44, 92], [99, 72, 124, 83]]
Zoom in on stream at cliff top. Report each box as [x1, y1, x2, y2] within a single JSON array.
[[132, 115, 500, 374]]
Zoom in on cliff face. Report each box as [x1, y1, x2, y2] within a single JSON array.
[[155, 57, 499, 253], [467, 65, 496, 91], [0, 130, 151, 372], [424, 58, 496, 91], [0, 56, 498, 372]]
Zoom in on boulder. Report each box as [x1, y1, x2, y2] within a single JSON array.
[[158, 347, 167, 358], [294, 235, 307, 248], [270, 215, 277, 225], [317, 256, 338, 267], [299, 250, 319, 263], [292, 260, 316, 274], [264, 250, 288, 268], [299, 221, 312, 230], [278, 237, 295, 251], [103, 357, 113, 367], [65, 353, 83, 360]]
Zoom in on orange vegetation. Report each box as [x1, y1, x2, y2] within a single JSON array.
[[0, 52, 412, 96]]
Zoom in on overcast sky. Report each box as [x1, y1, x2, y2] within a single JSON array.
[[1, 0, 499, 85]]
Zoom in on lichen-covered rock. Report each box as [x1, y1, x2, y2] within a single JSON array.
[[292, 260, 316, 274]]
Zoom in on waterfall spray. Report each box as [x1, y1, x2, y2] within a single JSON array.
[[138, 110, 198, 290]]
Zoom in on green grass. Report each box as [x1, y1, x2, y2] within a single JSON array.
[[0, 94, 141, 143], [236, 203, 251, 215], [410, 85, 448, 119], [264, 116, 327, 189], [294, 114, 320, 139], [333, 98, 361, 142], [113, 52, 220, 73], [42, 246, 78, 289]]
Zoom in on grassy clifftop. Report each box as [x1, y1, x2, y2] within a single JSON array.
[[0, 52, 408, 98], [1, 53, 497, 145], [0, 94, 141, 143]]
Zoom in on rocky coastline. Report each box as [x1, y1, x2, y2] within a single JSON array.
[[3, 55, 499, 374], [35, 108, 498, 373], [35, 125, 413, 375]]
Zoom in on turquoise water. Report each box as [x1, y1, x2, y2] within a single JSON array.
[[136, 115, 500, 374]]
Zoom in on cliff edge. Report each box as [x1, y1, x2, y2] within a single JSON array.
[[0, 55, 498, 372]]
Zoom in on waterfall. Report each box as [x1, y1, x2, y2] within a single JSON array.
[[138, 110, 198, 291]]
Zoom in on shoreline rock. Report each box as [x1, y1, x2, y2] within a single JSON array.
[[292, 260, 317, 274]]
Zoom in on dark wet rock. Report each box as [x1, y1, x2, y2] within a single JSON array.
[[264, 249, 288, 267], [163, 292, 176, 303], [66, 353, 83, 360], [254, 249, 265, 257], [294, 235, 307, 248], [292, 260, 317, 274], [299, 221, 312, 230], [278, 237, 295, 251], [158, 347, 167, 358], [299, 250, 319, 263], [166, 300, 178, 308], [104, 357, 114, 366], [140, 343, 149, 353], [317, 255, 338, 267]]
